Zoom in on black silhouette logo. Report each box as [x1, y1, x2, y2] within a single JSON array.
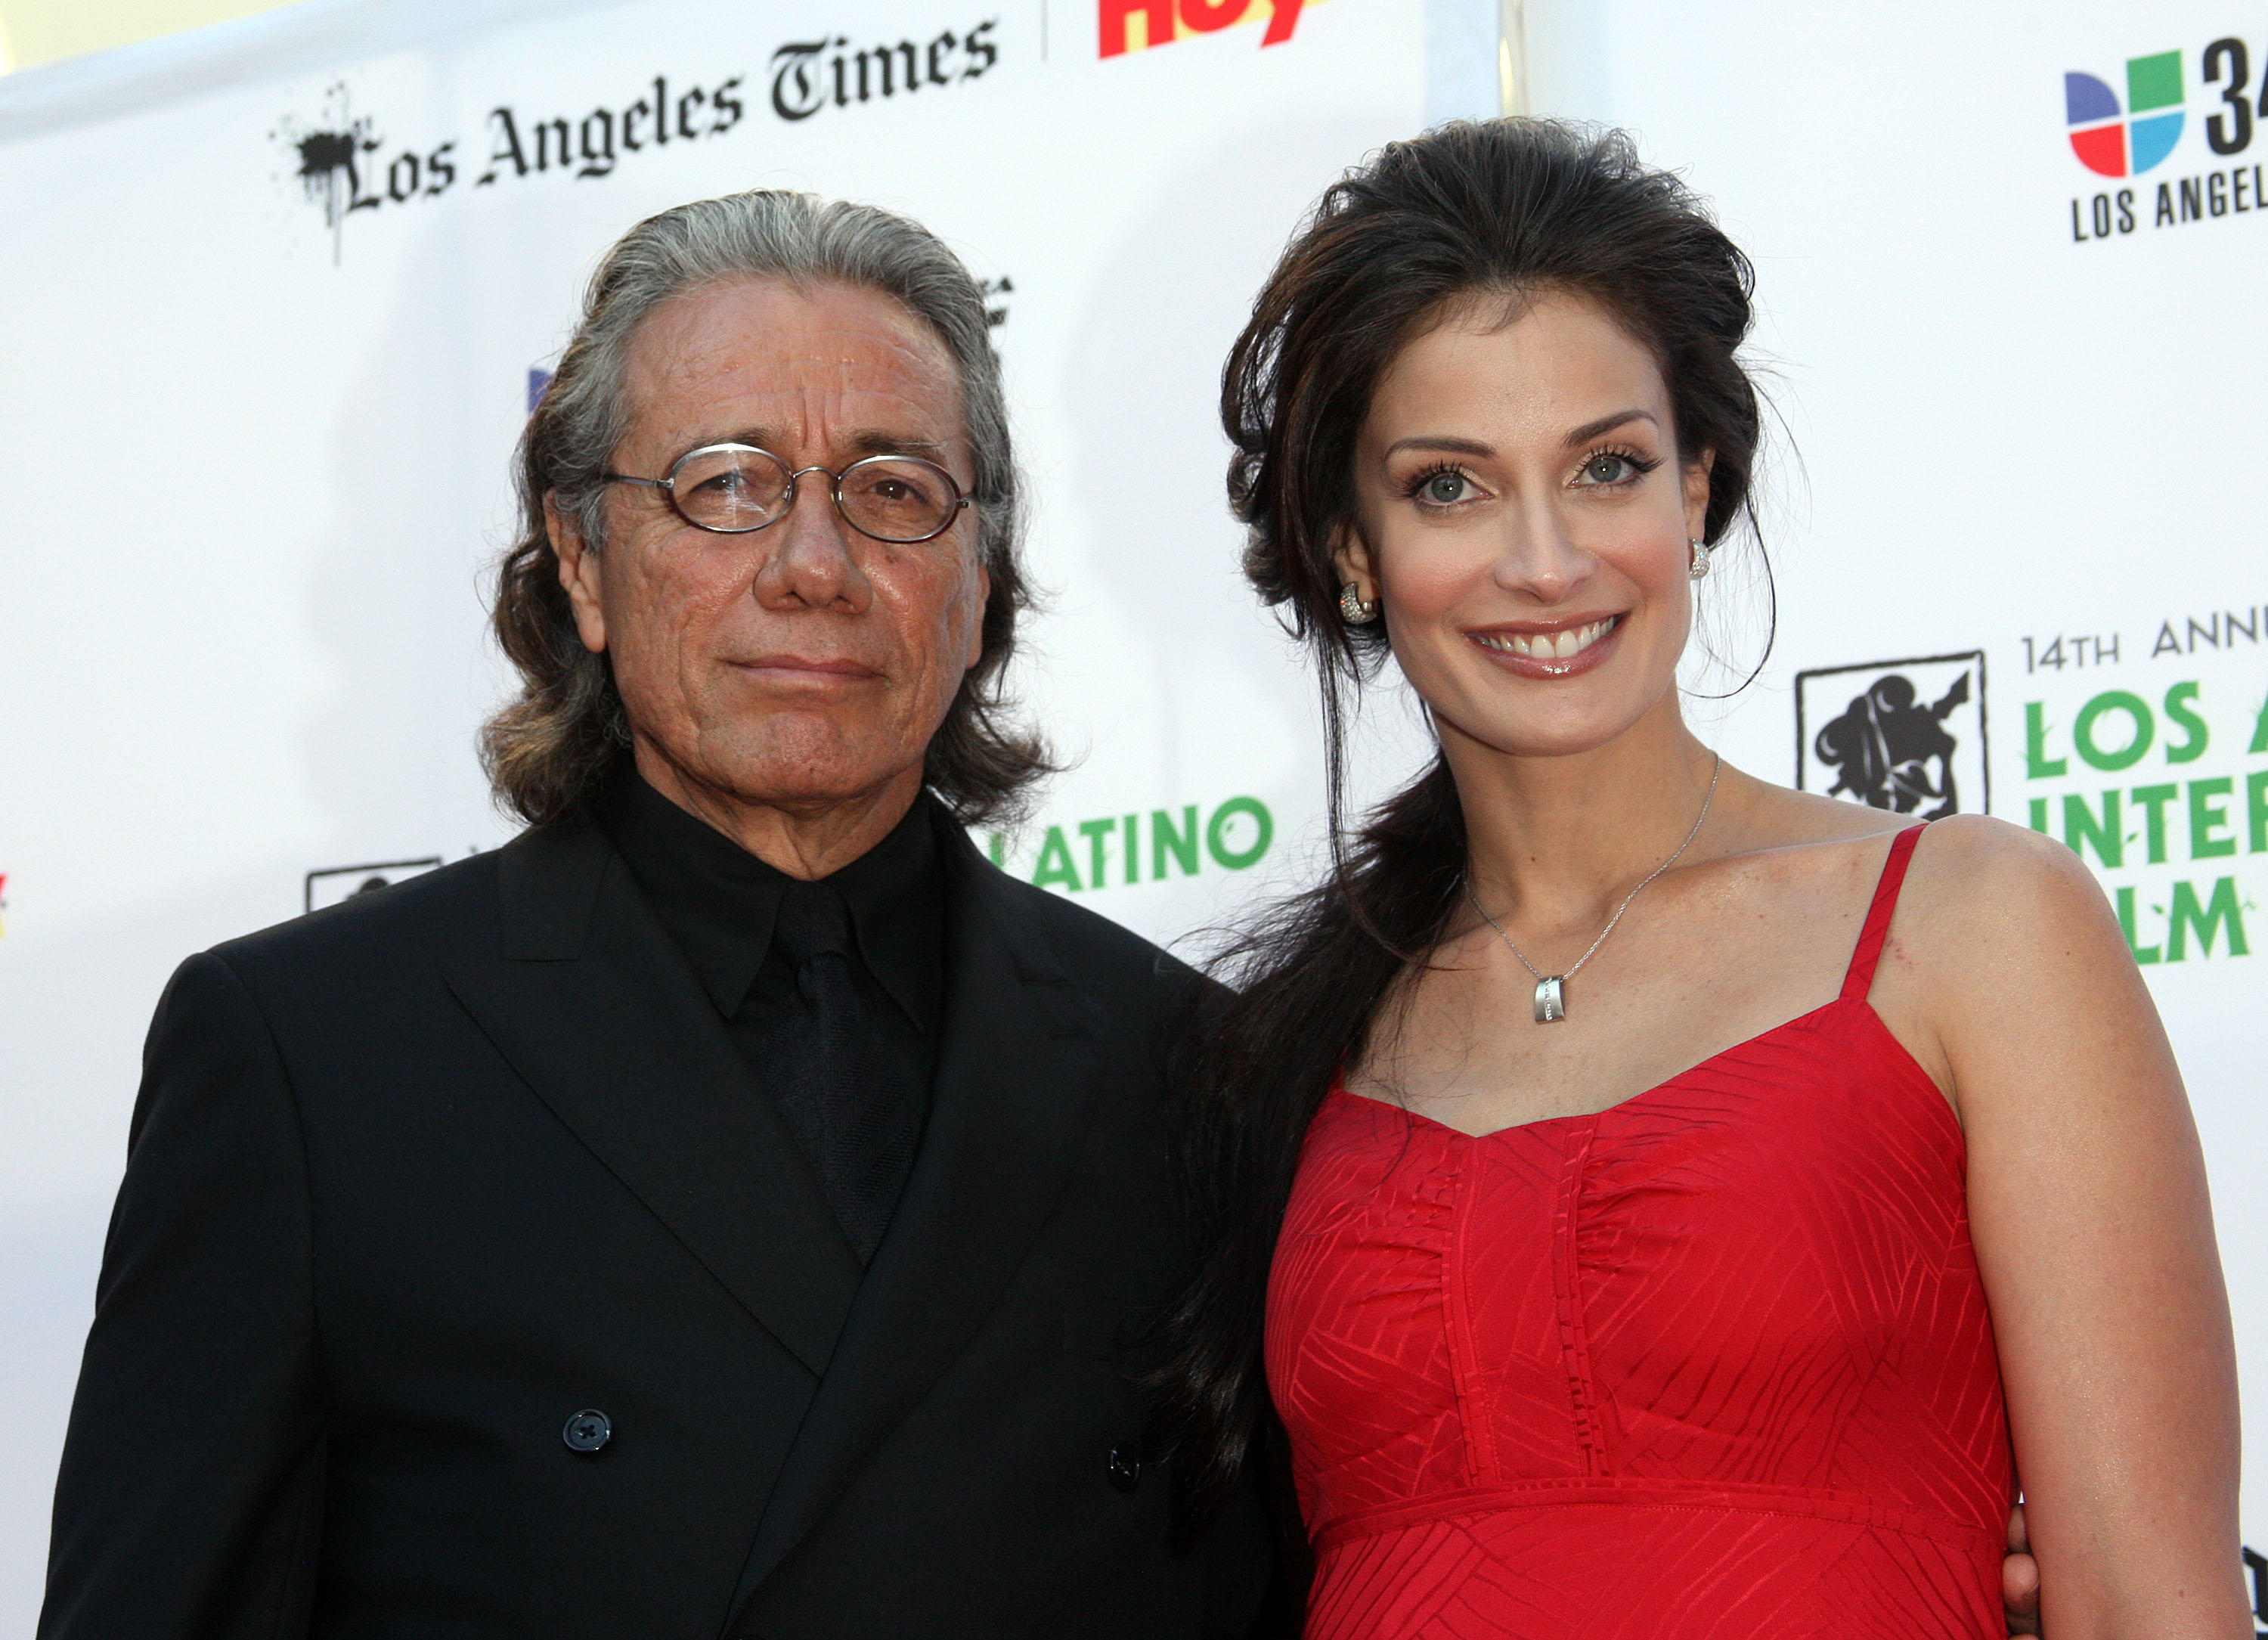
[[1819, 674, 1966, 813], [305, 857, 443, 914], [1795, 651, 1988, 819]]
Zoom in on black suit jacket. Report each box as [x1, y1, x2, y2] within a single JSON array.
[[40, 809, 1272, 1638]]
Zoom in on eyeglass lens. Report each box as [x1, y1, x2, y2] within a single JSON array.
[[668, 447, 959, 541]]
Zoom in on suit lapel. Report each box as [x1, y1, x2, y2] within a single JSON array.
[[724, 824, 1107, 1615], [445, 817, 861, 1378]]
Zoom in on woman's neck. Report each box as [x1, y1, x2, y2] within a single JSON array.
[[1445, 693, 1725, 941]]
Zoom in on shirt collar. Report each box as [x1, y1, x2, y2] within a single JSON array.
[[596, 765, 945, 1033]]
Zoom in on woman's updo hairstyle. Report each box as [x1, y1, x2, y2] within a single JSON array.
[[1225, 117, 1761, 678], [1153, 120, 1768, 1558]]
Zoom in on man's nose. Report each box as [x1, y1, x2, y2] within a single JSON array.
[[754, 472, 872, 612]]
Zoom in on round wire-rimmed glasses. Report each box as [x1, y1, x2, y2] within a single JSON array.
[[603, 442, 971, 543]]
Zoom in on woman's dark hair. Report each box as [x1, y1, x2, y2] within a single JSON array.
[[1150, 118, 1765, 1543]]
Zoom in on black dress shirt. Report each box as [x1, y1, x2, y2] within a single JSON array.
[[597, 767, 944, 1262]]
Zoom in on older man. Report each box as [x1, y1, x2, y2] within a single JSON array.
[[39, 193, 1272, 1638]]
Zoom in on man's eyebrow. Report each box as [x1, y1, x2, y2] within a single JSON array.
[[1562, 410, 1657, 447], [843, 429, 947, 458], [710, 429, 949, 459]]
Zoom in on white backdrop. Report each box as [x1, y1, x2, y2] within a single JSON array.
[[2, 0, 2263, 1625]]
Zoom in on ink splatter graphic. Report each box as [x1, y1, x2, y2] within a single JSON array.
[[272, 85, 373, 265]]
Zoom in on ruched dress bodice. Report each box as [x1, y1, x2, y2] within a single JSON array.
[[1266, 828, 2015, 1638]]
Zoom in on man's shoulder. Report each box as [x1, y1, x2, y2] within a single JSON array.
[[208, 842, 511, 986], [965, 857, 1197, 997]]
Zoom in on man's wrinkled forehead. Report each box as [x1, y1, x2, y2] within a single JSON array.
[[620, 277, 967, 458]]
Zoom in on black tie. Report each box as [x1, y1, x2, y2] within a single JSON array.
[[742, 881, 916, 1265]]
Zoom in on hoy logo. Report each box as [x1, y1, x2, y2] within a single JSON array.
[[1796, 652, 1990, 820], [1099, 0, 1308, 57]]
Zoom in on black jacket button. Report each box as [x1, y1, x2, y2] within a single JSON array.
[[1106, 1440, 1142, 1493], [562, 1409, 612, 1453]]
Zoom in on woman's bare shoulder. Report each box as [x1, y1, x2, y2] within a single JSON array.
[[1724, 775, 2084, 898], [1710, 767, 1911, 843], [1902, 812, 2111, 935], [1699, 770, 1917, 886], [1890, 814, 2143, 1056], [1718, 786, 2118, 998]]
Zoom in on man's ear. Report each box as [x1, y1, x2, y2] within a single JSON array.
[[547, 494, 609, 655], [1682, 448, 1717, 546], [1330, 524, 1379, 606]]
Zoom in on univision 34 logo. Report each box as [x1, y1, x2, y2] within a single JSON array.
[[2067, 36, 2266, 243], [2065, 52, 2183, 178]]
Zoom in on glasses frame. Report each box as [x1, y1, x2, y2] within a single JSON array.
[[602, 442, 973, 544]]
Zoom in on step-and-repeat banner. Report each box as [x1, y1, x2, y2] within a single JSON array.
[[2, 0, 2263, 1620]]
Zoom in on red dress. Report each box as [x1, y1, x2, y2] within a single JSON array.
[[1266, 827, 2015, 1638]]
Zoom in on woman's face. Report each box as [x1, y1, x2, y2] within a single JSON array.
[[1340, 289, 1712, 761]]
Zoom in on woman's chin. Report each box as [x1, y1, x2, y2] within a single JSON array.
[[1427, 662, 1673, 763], [1435, 702, 1656, 763]]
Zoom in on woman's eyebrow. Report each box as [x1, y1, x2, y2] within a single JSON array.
[[1562, 409, 1657, 447], [1381, 411, 1660, 462], [1382, 435, 1495, 459]]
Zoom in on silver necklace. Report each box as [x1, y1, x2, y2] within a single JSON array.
[[1466, 752, 1723, 1025]]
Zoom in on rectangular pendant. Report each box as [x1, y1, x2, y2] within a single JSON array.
[[1533, 975, 1567, 1024]]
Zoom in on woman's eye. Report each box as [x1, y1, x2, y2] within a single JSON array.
[[1581, 454, 1632, 485], [1421, 470, 1470, 504]]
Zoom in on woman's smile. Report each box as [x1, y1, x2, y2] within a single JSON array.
[[1468, 613, 1623, 675]]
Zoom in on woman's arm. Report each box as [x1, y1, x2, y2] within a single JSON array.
[[1904, 817, 2248, 1639]]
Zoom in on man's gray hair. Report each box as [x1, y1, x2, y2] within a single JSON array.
[[482, 188, 1049, 828]]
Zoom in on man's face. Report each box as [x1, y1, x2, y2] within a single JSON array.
[[553, 277, 987, 820]]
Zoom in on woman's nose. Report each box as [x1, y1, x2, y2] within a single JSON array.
[[1492, 504, 1590, 599]]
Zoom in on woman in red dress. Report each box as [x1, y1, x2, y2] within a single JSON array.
[[1155, 122, 2246, 1638]]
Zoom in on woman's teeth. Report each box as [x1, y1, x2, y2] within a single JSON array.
[[1476, 616, 1617, 661]]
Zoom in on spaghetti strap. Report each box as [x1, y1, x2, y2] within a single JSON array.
[[1839, 824, 1928, 1001]]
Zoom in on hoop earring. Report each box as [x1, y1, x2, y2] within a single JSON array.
[[1339, 582, 1380, 625], [1688, 538, 1713, 581]]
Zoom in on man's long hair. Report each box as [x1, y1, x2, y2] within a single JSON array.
[[482, 189, 1052, 827]]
